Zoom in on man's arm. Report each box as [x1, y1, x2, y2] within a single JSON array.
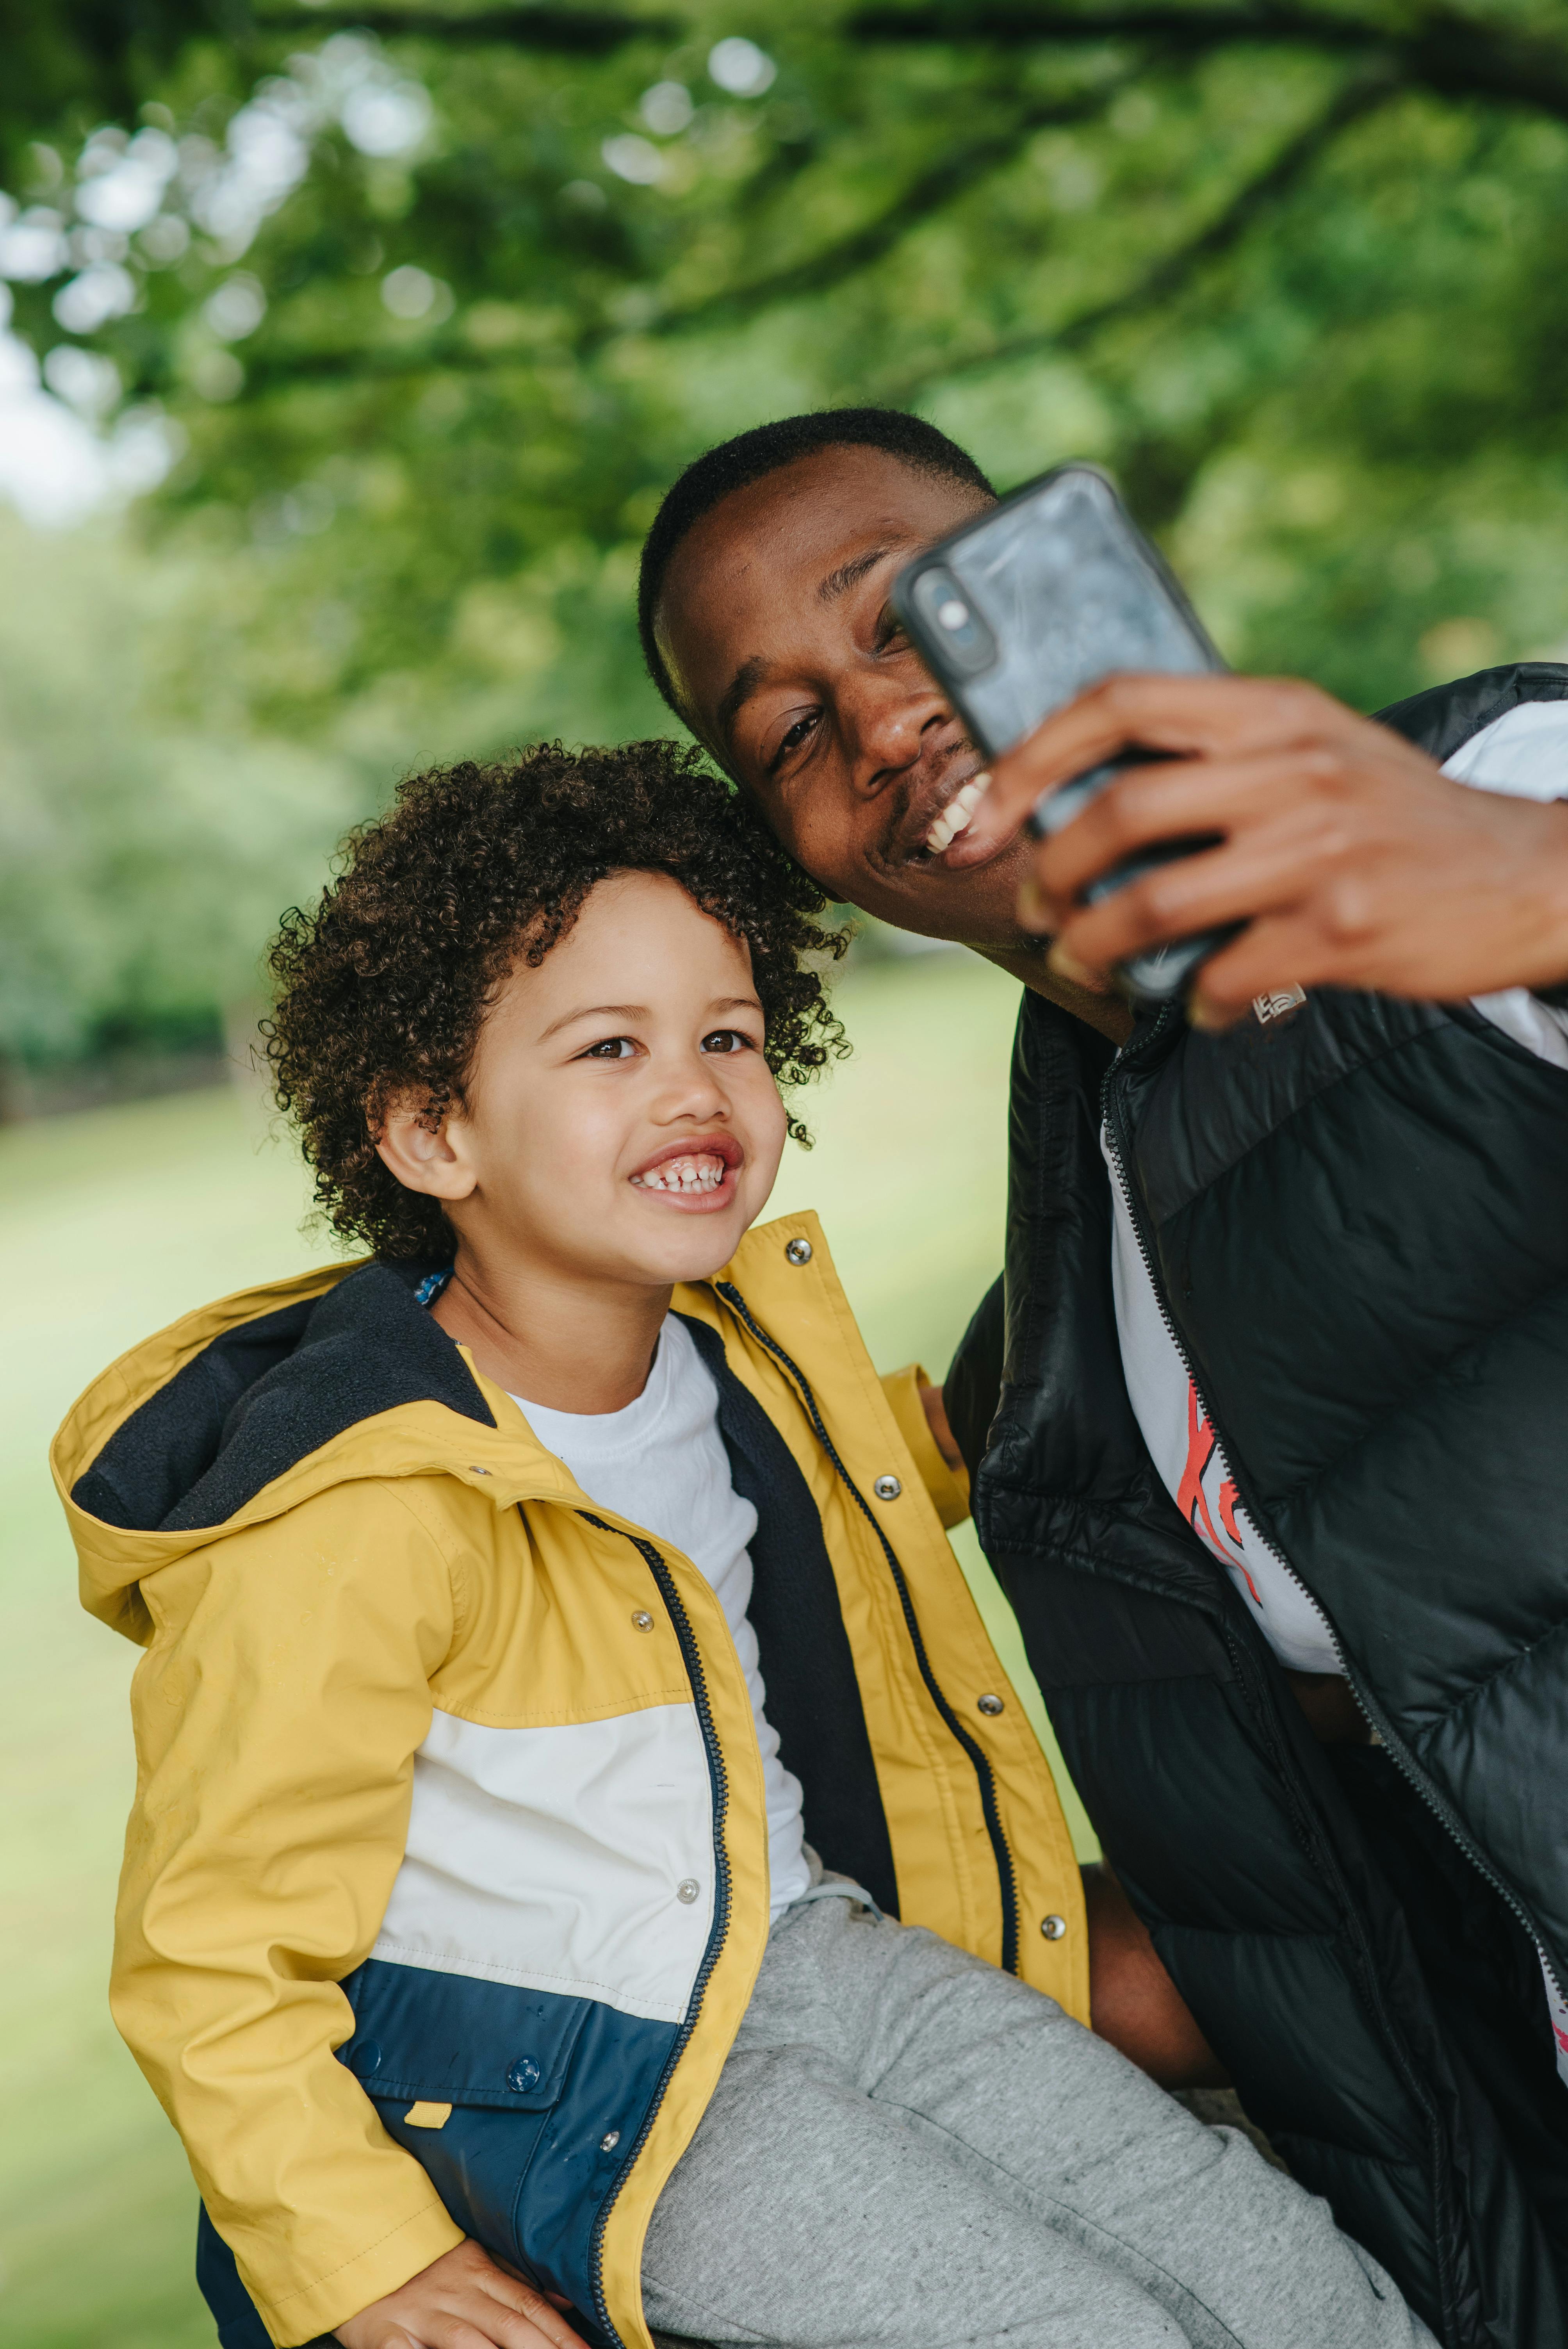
[[958, 673, 1568, 1026], [1083, 1863, 1228, 2089]]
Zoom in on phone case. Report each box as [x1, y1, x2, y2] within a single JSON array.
[[889, 462, 1222, 759], [890, 463, 1229, 1003]]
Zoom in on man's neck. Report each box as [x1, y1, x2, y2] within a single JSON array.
[[433, 1245, 672, 1415], [977, 944, 1135, 1047]]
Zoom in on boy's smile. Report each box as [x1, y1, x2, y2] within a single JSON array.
[[629, 1130, 744, 1206]]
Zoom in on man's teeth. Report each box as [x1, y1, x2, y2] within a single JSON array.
[[632, 1154, 728, 1194], [924, 771, 991, 855]]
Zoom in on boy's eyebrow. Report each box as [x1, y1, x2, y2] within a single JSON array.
[[539, 1002, 650, 1040], [541, 994, 763, 1041]]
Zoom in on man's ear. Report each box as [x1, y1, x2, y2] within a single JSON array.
[[374, 1093, 477, 1203]]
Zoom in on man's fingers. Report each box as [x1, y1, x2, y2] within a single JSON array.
[[1023, 747, 1347, 923], [1186, 914, 1334, 1024], [1044, 807, 1348, 974], [961, 672, 1356, 857]]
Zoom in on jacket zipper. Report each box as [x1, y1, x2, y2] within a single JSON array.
[[577, 1515, 732, 2349], [1099, 1010, 1463, 2342], [1103, 1010, 1568, 2029], [713, 1280, 1022, 1977]]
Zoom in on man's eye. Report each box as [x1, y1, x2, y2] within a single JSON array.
[[581, 1036, 636, 1060], [772, 711, 820, 768], [702, 1028, 754, 1054]]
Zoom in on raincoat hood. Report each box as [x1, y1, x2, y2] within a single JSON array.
[[57, 1249, 684, 1643]]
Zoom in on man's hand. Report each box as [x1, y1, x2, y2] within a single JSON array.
[[960, 672, 1568, 1025], [918, 1381, 965, 1474], [1083, 1862, 1228, 2089], [335, 2240, 589, 2349]]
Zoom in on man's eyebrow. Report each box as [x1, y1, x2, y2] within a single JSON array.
[[817, 545, 892, 604], [714, 548, 900, 749], [716, 654, 770, 747]]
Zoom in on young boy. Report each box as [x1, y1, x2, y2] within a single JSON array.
[[55, 741, 1436, 2349]]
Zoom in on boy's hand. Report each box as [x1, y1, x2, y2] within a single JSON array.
[[335, 2240, 590, 2349]]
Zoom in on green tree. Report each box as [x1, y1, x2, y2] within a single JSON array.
[[2, 1, 1568, 1064], [0, 507, 357, 1075]]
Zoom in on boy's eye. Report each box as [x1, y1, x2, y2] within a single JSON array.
[[702, 1028, 753, 1054], [580, 1036, 637, 1060]]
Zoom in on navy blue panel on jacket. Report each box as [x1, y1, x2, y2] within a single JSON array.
[[199, 1959, 676, 2349], [346, 1961, 674, 2334], [959, 667, 1568, 2349]]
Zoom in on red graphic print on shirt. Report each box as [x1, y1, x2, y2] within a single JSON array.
[[1178, 1382, 1262, 1606]]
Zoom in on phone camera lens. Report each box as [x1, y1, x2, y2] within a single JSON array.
[[905, 562, 998, 675]]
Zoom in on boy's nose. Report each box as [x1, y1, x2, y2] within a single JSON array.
[[654, 1056, 731, 1117]]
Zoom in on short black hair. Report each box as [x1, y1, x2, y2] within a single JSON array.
[[265, 740, 848, 1260], [638, 407, 995, 720]]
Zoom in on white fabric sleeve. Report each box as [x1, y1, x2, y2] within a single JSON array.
[[1438, 700, 1568, 1066]]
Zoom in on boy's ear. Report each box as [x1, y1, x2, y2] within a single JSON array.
[[374, 1094, 478, 1203]]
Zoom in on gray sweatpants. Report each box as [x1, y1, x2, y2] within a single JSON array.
[[642, 1888, 1438, 2349]]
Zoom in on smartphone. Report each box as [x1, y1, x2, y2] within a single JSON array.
[[890, 462, 1230, 1004]]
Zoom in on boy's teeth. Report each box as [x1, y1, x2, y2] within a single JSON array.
[[633, 1152, 727, 1193], [923, 771, 991, 855]]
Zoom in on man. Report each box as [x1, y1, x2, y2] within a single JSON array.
[[638, 407, 1568, 2349]]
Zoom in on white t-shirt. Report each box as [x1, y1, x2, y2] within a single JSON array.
[[515, 1314, 813, 1923], [1108, 698, 1568, 1674]]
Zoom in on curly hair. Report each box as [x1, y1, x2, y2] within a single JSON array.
[[264, 739, 849, 1260]]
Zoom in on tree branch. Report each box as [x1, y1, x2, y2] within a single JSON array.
[[155, 78, 1135, 397], [248, 4, 679, 51], [588, 74, 1136, 347], [847, 3, 1568, 127], [872, 66, 1395, 401]]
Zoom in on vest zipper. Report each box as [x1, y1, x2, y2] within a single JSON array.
[[713, 1280, 1022, 1977], [1099, 1011, 1463, 2344], [1102, 1011, 1568, 2042], [576, 1514, 732, 2349]]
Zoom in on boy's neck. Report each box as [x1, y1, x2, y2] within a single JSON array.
[[431, 1246, 673, 1415]]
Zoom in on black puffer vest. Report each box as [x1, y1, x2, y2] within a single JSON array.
[[951, 665, 1568, 2349]]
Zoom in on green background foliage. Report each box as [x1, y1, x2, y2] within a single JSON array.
[[3, 0, 1568, 1068]]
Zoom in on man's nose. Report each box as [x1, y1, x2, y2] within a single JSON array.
[[844, 667, 952, 793]]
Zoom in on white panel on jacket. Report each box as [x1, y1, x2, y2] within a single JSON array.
[[1441, 699, 1568, 1070], [372, 1702, 715, 2023]]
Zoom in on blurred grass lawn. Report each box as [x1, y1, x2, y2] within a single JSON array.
[[0, 949, 1095, 2349]]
